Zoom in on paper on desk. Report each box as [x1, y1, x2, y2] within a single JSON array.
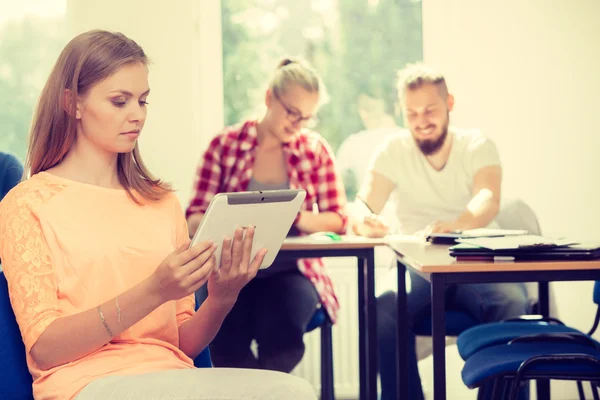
[[459, 228, 528, 237], [284, 235, 384, 244], [456, 235, 578, 250], [383, 234, 427, 254]]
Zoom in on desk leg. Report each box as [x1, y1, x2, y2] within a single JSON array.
[[431, 274, 447, 400], [396, 261, 409, 399], [358, 253, 377, 400], [357, 252, 377, 400], [357, 256, 367, 400], [366, 251, 378, 400], [538, 281, 550, 317], [537, 282, 551, 400]]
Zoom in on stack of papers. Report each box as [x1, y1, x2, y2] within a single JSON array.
[[449, 236, 600, 261]]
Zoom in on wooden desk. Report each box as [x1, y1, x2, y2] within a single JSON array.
[[279, 236, 385, 400], [387, 238, 600, 400]]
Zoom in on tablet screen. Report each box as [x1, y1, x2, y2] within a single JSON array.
[[190, 189, 306, 269]]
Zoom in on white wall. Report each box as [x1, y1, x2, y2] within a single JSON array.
[[423, 0, 600, 241], [66, 0, 224, 205], [423, 1, 600, 398]]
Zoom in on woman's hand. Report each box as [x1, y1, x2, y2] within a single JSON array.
[[208, 226, 267, 305], [148, 240, 218, 303]]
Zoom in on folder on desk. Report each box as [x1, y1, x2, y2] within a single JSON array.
[[449, 239, 600, 261]]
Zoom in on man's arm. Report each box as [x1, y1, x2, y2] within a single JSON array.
[[431, 165, 502, 233], [352, 171, 396, 238], [357, 171, 396, 214]]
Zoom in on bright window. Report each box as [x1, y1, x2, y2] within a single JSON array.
[[221, 0, 423, 200], [0, 0, 67, 161]]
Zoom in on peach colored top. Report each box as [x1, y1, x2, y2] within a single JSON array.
[[0, 172, 196, 400]]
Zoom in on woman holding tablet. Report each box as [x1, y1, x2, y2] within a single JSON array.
[[186, 58, 347, 373], [0, 31, 316, 400]]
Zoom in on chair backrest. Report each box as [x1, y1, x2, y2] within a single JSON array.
[[193, 286, 213, 367], [594, 281, 600, 305], [0, 271, 34, 399], [495, 198, 542, 235]]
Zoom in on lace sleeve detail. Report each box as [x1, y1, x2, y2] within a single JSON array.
[[175, 293, 196, 328], [0, 181, 62, 352]]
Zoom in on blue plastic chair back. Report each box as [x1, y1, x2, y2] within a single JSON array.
[[594, 281, 600, 305], [193, 290, 212, 367], [0, 271, 34, 399], [194, 347, 213, 368]]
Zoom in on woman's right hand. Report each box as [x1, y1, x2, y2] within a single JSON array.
[[148, 241, 218, 302], [207, 226, 267, 305]]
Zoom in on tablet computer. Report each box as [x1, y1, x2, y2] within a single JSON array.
[[190, 189, 306, 269]]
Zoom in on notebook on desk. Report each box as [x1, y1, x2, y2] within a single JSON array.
[[426, 228, 528, 245]]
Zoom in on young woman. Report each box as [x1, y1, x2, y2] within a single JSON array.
[[0, 30, 316, 400], [186, 58, 347, 373]]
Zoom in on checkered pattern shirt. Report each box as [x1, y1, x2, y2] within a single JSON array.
[[186, 120, 347, 322]]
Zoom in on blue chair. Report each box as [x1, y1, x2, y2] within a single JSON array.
[[193, 295, 214, 368], [459, 281, 600, 400], [0, 271, 212, 400], [0, 271, 33, 399], [462, 334, 600, 400]]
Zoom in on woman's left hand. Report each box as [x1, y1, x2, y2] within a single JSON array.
[[207, 226, 267, 305]]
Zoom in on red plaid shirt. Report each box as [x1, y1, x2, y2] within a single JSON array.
[[186, 120, 347, 322]]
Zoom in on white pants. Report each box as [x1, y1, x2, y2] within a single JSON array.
[[75, 368, 317, 400]]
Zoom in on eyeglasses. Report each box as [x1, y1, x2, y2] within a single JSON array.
[[274, 92, 318, 129]]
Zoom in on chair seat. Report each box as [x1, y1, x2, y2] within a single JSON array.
[[462, 341, 600, 388], [457, 321, 582, 360], [413, 310, 479, 336]]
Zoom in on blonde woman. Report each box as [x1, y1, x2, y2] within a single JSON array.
[[0, 30, 316, 400], [186, 58, 347, 373]]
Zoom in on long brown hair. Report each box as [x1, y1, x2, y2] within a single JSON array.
[[25, 29, 171, 203]]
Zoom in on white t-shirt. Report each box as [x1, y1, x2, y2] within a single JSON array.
[[369, 127, 501, 234]]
